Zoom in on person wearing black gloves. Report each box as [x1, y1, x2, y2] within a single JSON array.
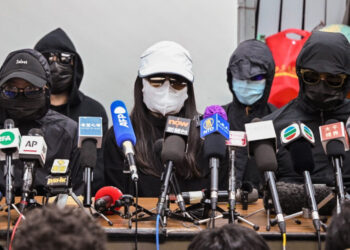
[[264, 31, 350, 185], [104, 41, 222, 197], [223, 39, 276, 192], [34, 28, 108, 193], [0, 48, 82, 195]]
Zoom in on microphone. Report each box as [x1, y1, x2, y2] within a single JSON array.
[[245, 118, 286, 234], [110, 100, 138, 182], [226, 130, 247, 217], [201, 105, 229, 219], [171, 188, 259, 205], [319, 119, 349, 209], [157, 135, 186, 215], [46, 159, 70, 195], [94, 186, 123, 214], [18, 128, 47, 212], [281, 122, 320, 232], [78, 117, 103, 207], [0, 119, 21, 206]]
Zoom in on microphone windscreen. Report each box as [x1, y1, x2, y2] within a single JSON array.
[[251, 117, 261, 123], [203, 105, 228, 121], [326, 140, 346, 158], [161, 135, 185, 165], [325, 119, 338, 125], [95, 186, 123, 211], [153, 138, 164, 157], [276, 182, 335, 215], [289, 140, 315, 174], [252, 141, 277, 171], [203, 133, 227, 160], [28, 128, 44, 137], [4, 119, 14, 129], [80, 139, 97, 168]]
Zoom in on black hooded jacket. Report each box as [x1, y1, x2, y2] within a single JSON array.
[[264, 31, 350, 185], [34, 28, 108, 193], [222, 40, 276, 189]]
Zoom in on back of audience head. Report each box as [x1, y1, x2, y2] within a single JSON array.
[[326, 201, 350, 250], [12, 205, 106, 250], [188, 223, 270, 250]]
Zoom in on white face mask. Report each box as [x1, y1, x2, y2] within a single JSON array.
[[142, 78, 188, 116]]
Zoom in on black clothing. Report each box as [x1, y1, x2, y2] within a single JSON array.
[[264, 31, 350, 184], [104, 115, 228, 197], [34, 28, 108, 193], [0, 109, 82, 195], [223, 40, 276, 189]]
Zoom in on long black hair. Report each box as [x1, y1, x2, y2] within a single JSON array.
[[130, 76, 202, 179]]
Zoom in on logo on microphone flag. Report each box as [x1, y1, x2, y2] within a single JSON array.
[[0, 131, 14, 145], [301, 123, 315, 144], [281, 123, 300, 144]]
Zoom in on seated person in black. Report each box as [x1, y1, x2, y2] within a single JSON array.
[[104, 41, 225, 197], [264, 31, 350, 186], [34, 28, 108, 194], [0, 49, 82, 195], [223, 39, 276, 192]]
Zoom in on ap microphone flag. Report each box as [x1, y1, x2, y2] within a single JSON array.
[[111, 100, 136, 147], [19, 134, 47, 167]]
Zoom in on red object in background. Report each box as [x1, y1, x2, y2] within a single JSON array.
[[266, 29, 311, 108]]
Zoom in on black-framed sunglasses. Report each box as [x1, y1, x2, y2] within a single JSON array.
[[0, 85, 44, 99], [300, 69, 347, 88], [43, 52, 74, 65], [146, 75, 187, 90]]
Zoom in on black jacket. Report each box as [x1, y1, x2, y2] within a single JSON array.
[[0, 109, 82, 195], [264, 31, 350, 184], [223, 40, 276, 189], [34, 28, 108, 193], [104, 115, 228, 197]]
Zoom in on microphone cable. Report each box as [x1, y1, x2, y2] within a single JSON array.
[[134, 181, 138, 250], [316, 230, 321, 250], [9, 213, 24, 250], [156, 214, 161, 250], [282, 233, 286, 250]]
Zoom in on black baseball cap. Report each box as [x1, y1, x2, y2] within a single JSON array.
[[0, 49, 51, 88]]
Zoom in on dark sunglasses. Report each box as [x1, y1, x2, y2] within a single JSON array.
[[300, 69, 347, 88], [250, 74, 265, 81], [1, 85, 44, 99], [147, 75, 187, 90], [43, 52, 74, 65]]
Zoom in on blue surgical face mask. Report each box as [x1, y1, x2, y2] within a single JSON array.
[[232, 78, 266, 105]]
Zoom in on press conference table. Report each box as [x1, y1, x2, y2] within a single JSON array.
[[0, 197, 329, 250]]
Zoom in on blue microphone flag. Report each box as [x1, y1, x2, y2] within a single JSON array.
[[200, 114, 229, 139], [110, 100, 136, 148]]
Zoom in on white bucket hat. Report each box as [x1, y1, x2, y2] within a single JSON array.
[[138, 41, 194, 83]]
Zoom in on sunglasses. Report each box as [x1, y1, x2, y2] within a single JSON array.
[[147, 75, 187, 90], [300, 69, 347, 88], [1, 85, 44, 99], [43, 52, 74, 65]]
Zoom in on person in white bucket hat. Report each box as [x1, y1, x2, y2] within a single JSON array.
[[104, 41, 224, 197]]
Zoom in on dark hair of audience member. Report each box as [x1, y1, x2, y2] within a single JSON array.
[[12, 205, 106, 250], [325, 201, 350, 250], [188, 223, 270, 250]]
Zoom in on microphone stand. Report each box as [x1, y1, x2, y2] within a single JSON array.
[[225, 148, 259, 230]]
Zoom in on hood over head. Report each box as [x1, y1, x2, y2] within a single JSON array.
[[34, 28, 84, 106], [296, 31, 350, 110], [226, 39, 275, 107]]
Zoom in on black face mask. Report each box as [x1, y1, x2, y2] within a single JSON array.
[[304, 81, 345, 110], [0, 91, 49, 121], [50, 62, 73, 94]]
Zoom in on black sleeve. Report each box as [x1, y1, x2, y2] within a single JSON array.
[[103, 127, 129, 193]]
